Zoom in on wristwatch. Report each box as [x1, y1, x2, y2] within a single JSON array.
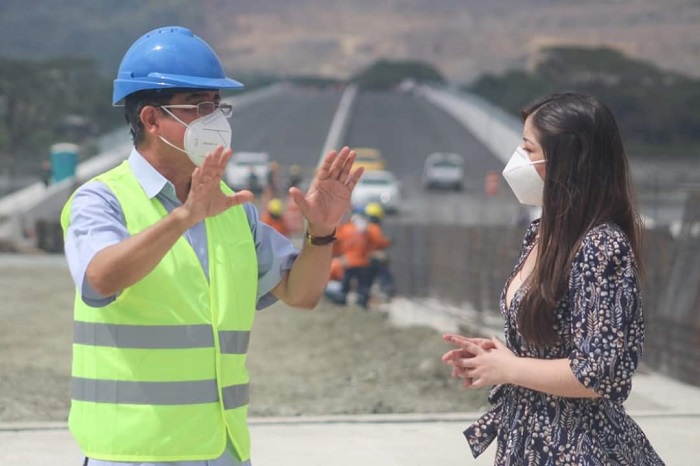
[[306, 229, 337, 246]]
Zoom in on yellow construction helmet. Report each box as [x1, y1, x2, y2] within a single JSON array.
[[364, 202, 384, 219], [267, 198, 284, 216]]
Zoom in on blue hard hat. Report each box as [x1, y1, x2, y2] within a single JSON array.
[[113, 26, 244, 105], [352, 204, 366, 215]]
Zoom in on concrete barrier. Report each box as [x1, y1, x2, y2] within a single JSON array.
[[421, 86, 521, 163], [318, 84, 358, 167]]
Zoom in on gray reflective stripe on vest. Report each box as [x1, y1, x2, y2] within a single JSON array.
[[222, 383, 250, 410], [74, 322, 251, 353], [73, 377, 251, 408], [218, 330, 250, 354], [74, 322, 214, 349], [72, 377, 220, 405]]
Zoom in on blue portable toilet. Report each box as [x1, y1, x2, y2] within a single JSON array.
[[50, 142, 79, 183]]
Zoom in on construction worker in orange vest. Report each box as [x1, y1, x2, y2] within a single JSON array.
[[331, 204, 396, 309], [261, 198, 290, 237]]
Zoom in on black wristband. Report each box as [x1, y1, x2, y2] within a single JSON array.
[[306, 228, 337, 246]]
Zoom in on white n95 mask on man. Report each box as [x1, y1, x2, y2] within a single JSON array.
[[502, 147, 546, 206], [159, 109, 232, 167]]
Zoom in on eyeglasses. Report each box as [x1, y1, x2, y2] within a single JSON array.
[[158, 101, 234, 119]]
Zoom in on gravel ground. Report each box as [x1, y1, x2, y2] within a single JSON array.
[[0, 255, 488, 422]]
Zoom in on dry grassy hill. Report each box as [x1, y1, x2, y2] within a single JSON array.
[[202, 0, 700, 83], [0, 1, 696, 83]]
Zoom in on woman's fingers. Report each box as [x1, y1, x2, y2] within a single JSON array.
[[458, 340, 484, 356], [453, 356, 479, 369], [442, 333, 464, 343], [442, 348, 476, 362], [443, 333, 503, 390], [443, 334, 494, 351]]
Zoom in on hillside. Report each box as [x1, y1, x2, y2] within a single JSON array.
[[203, 0, 700, 83], [0, 0, 697, 83]]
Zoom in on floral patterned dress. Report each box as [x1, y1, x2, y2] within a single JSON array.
[[464, 221, 665, 465]]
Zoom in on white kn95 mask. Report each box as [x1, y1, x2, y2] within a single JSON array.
[[502, 147, 546, 206]]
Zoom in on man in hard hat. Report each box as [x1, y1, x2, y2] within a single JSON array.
[[261, 197, 289, 237], [364, 202, 395, 300], [288, 164, 303, 190], [61, 26, 362, 466], [331, 207, 374, 309], [266, 160, 279, 199]]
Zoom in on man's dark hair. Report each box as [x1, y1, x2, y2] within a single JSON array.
[[123, 88, 197, 146]]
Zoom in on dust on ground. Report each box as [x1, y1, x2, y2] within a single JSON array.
[[0, 256, 488, 422]]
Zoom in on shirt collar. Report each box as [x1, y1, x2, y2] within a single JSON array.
[[127, 148, 177, 200]]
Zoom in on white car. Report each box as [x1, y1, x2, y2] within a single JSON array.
[[422, 152, 465, 191], [351, 170, 401, 214], [225, 151, 270, 193]]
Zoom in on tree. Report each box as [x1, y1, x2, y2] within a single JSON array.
[[467, 46, 700, 154], [0, 56, 117, 172], [351, 59, 445, 91]]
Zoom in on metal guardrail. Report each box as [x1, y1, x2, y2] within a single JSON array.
[[420, 86, 521, 165]]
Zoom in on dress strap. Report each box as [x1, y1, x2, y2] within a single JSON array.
[[463, 385, 507, 458]]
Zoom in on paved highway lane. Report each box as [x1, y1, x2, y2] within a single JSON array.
[[226, 87, 687, 227], [225, 87, 525, 225], [343, 90, 521, 225], [344, 90, 502, 177], [230, 88, 341, 170]]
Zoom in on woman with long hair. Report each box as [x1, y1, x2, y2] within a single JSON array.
[[442, 92, 664, 465]]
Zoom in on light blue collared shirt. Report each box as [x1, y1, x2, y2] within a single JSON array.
[[64, 149, 299, 466]]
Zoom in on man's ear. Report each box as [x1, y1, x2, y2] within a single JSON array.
[[140, 106, 160, 135]]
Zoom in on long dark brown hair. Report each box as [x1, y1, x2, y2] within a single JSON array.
[[517, 92, 645, 347]]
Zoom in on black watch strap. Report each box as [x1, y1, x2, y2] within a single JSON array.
[[306, 229, 337, 246]]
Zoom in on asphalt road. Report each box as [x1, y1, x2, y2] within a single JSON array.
[[230, 87, 519, 226], [344, 90, 517, 225], [228, 87, 692, 227], [231, 88, 340, 167]]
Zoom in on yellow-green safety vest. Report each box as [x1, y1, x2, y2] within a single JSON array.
[[60, 161, 258, 462]]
